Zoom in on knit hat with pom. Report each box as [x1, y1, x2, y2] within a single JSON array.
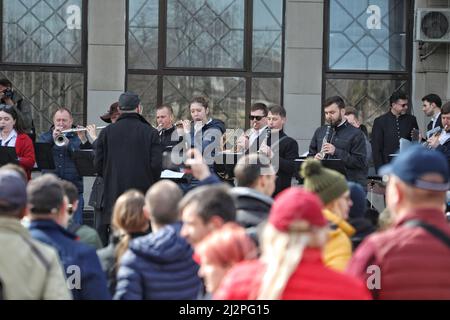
[[300, 158, 348, 205]]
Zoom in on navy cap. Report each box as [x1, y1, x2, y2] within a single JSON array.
[[379, 144, 450, 191], [118, 91, 140, 110], [0, 171, 27, 209]]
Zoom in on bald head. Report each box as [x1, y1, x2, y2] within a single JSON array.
[[145, 180, 183, 225]]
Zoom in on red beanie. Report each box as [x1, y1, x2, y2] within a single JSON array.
[[269, 187, 327, 232]]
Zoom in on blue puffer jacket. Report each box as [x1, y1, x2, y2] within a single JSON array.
[[114, 222, 202, 300], [28, 219, 111, 300], [38, 128, 83, 193]]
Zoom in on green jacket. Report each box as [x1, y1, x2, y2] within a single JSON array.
[[67, 219, 103, 249], [0, 217, 72, 300]]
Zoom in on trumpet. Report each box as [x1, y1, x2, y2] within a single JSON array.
[[62, 126, 106, 133], [54, 133, 70, 147]]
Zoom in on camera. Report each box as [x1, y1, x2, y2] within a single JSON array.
[[1, 88, 14, 100]]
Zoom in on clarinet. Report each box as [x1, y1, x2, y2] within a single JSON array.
[[319, 125, 331, 159], [266, 127, 271, 147]]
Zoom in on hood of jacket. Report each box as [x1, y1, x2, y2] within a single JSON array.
[[203, 118, 225, 133], [128, 221, 193, 264]]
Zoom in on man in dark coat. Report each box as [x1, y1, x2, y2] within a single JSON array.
[[425, 101, 450, 168], [371, 91, 418, 173], [422, 93, 442, 133], [231, 153, 275, 243], [114, 180, 202, 300], [94, 91, 162, 238], [258, 105, 299, 196], [309, 96, 368, 187]]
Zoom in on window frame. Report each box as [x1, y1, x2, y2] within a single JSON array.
[[322, 0, 414, 125], [0, 0, 88, 124], [125, 0, 285, 129]]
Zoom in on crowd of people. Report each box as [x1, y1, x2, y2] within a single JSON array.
[[1, 82, 450, 300]]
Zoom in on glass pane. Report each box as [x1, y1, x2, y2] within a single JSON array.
[[163, 76, 245, 129], [329, 0, 407, 71], [0, 70, 84, 135], [2, 0, 83, 64], [128, 0, 159, 69], [325, 78, 408, 134], [253, 0, 283, 72], [166, 0, 245, 68], [127, 74, 158, 124], [251, 78, 281, 105]]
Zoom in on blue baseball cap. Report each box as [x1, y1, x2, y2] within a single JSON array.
[[379, 144, 450, 191], [0, 170, 27, 209]]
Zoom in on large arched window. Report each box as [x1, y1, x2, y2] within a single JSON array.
[[126, 0, 285, 129], [0, 0, 87, 134]]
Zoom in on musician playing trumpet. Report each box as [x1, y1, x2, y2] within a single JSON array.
[[38, 107, 85, 224], [425, 102, 450, 162]]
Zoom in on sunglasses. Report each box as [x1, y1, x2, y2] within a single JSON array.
[[249, 115, 265, 121], [0, 104, 13, 111]]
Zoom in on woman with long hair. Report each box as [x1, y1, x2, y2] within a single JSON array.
[[215, 187, 371, 300], [0, 104, 35, 180], [97, 190, 150, 295]]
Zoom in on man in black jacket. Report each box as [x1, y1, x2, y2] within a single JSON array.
[[94, 91, 162, 238], [259, 105, 299, 196], [231, 153, 275, 242], [309, 96, 368, 187], [156, 104, 181, 153], [371, 91, 418, 173], [422, 93, 442, 134]]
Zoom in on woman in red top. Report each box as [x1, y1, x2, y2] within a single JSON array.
[[214, 188, 372, 300], [0, 104, 35, 180]]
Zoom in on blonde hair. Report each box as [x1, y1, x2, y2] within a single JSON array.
[[257, 224, 328, 300], [112, 190, 147, 264]]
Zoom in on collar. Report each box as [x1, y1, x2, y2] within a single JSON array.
[[432, 112, 441, 122], [29, 219, 78, 240], [323, 209, 355, 237], [1, 128, 17, 141], [0, 216, 30, 238], [395, 207, 448, 228]]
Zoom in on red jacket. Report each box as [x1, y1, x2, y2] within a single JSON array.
[[214, 248, 371, 300], [15, 133, 35, 180], [347, 208, 450, 300]]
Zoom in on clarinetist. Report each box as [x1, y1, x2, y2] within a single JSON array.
[[308, 96, 367, 188]]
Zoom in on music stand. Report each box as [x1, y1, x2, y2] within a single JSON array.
[[73, 150, 97, 177], [213, 152, 244, 180], [321, 159, 347, 177], [0, 146, 18, 166], [34, 143, 55, 170]]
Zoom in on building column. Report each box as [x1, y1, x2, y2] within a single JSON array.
[[87, 0, 126, 125], [284, 0, 324, 154]]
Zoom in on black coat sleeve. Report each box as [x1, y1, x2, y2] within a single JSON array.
[[334, 129, 367, 170], [277, 138, 299, 175], [371, 118, 383, 172], [150, 130, 162, 182], [308, 128, 320, 157], [94, 130, 106, 177]]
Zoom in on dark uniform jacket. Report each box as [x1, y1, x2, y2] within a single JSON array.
[[371, 112, 418, 172], [309, 121, 368, 187], [94, 113, 162, 223]]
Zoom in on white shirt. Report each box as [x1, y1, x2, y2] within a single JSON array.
[[249, 125, 267, 145], [439, 130, 450, 145], [0, 129, 17, 147], [432, 112, 441, 129]]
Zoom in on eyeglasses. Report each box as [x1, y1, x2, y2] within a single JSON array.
[[249, 115, 264, 121]]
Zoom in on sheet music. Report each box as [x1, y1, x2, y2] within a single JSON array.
[[160, 169, 185, 179]]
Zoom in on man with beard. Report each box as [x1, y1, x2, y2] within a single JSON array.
[[309, 96, 367, 187], [371, 91, 418, 173]]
